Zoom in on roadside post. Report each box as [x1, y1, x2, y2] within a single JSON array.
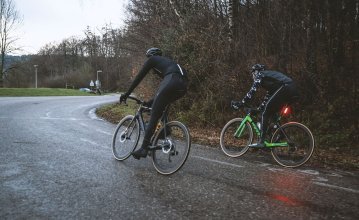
[[90, 80, 94, 91]]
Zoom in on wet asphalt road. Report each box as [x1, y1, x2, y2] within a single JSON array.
[[0, 96, 358, 219]]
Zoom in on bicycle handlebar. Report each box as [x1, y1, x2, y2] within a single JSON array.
[[119, 95, 152, 111], [127, 95, 143, 104]]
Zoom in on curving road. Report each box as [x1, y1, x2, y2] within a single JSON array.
[[0, 96, 358, 219]]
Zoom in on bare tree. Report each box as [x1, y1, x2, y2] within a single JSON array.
[[0, 0, 21, 87]]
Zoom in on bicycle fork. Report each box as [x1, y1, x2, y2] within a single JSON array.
[[120, 118, 137, 142]]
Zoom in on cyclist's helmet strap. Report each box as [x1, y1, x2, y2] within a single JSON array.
[[146, 48, 162, 57]]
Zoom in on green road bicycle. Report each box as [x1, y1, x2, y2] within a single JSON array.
[[220, 106, 315, 167], [112, 96, 191, 175]]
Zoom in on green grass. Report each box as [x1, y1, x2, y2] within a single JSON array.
[[96, 100, 138, 124], [0, 88, 95, 96]]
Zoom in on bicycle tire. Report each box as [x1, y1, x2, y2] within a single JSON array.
[[220, 118, 253, 157], [112, 115, 140, 161], [152, 121, 191, 175], [271, 122, 315, 167]]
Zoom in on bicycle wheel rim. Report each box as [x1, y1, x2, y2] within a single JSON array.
[[112, 115, 140, 161], [271, 122, 315, 167], [220, 118, 252, 157], [152, 121, 191, 175]]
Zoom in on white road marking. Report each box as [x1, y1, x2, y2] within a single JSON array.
[[298, 169, 319, 175], [312, 177, 328, 182], [40, 117, 83, 121], [95, 129, 112, 136], [327, 173, 343, 178], [79, 122, 89, 127], [79, 122, 112, 136], [193, 154, 358, 195], [80, 138, 108, 150], [313, 182, 359, 194], [258, 162, 271, 167], [267, 167, 285, 172], [192, 156, 244, 168], [89, 108, 103, 120]]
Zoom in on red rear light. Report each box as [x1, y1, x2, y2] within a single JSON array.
[[281, 106, 291, 116]]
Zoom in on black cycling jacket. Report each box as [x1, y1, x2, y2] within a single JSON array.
[[126, 56, 187, 95], [241, 70, 293, 106]]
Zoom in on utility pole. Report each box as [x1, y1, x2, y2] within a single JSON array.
[[97, 70, 102, 81], [34, 65, 38, 88]]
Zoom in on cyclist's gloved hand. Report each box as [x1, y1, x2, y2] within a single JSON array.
[[231, 100, 243, 110], [119, 93, 129, 104], [257, 106, 264, 112]]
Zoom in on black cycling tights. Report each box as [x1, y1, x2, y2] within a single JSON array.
[[260, 83, 298, 142], [141, 73, 188, 149]]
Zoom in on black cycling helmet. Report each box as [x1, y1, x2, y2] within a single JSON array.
[[146, 48, 162, 57], [251, 64, 266, 72]]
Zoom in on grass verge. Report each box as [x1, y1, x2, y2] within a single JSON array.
[[0, 88, 95, 96]]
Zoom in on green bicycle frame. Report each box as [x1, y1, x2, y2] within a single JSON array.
[[234, 115, 288, 148]]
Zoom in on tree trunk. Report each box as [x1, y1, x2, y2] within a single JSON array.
[[228, 0, 239, 42]]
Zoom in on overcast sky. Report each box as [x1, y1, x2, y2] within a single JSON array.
[[13, 0, 129, 55]]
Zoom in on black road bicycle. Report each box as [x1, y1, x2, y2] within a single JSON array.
[[112, 96, 191, 175]]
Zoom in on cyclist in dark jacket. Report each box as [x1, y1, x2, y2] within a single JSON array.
[[231, 64, 299, 148], [120, 48, 188, 159]]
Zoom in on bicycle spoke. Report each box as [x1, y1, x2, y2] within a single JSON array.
[[271, 122, 314, 167], [220, 118, 252, 157], [112, 115, 140, 161], [152, 122, 190, 175]]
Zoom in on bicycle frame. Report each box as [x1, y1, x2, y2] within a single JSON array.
[[125, 102, 170, 146], [234, 114, 288, 148]]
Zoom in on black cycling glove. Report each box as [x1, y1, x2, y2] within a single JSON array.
[[119, 93, 129, 103], [231, 100, 244, 110]]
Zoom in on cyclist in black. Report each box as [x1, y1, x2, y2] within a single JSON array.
[[231, 64, 299, 148], [120, 48, 188, 159]]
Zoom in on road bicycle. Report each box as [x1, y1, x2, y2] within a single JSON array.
[[220, 105, 315, 167], [112, 96, 191, 175]]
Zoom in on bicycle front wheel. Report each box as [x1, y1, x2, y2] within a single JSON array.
[[112, 115, 140, 161], [220, 118, 253, 157], [152, 121, 191, 175], [271, 122, 315, 167]]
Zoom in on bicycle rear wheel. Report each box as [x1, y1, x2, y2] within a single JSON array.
[[271, 122, 315, 167], [112, 115, 140, 161], [220, 118, 253, 157], [152, 121, 191, 175]]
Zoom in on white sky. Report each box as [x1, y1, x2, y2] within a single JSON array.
[[13, 0, 129, 55]]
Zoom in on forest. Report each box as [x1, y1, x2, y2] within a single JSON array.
[[3, 0, 359, 151]]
